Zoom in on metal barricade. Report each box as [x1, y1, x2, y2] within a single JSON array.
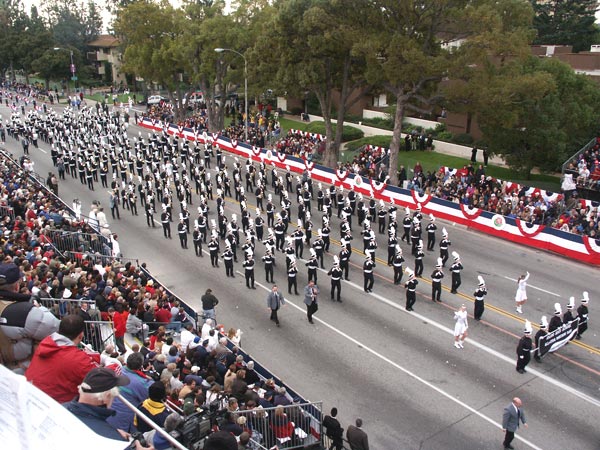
[[234, 402, 323, 450], [62, 250, 139, 267], [0, 205, 15, 221], [37, 297, 97, 319], [84, 320, 116, 353], [46, 229, 111, 255]]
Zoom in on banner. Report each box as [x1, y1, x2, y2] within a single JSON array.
[[136, 118, 600, 265], [538, 318, 580, 356]]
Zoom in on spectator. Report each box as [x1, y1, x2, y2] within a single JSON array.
[[109, 303, 128, 355], [63, 367, 142, 446], [135, 381, 170, 433], [201, 288, 219, 320], [0, 262, 60, 373], [26, 314, 100, 403], [107, 352, 153, 433], [143, 412, 183, 450]]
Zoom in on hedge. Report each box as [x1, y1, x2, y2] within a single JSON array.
[[305, 122, 364, 142]]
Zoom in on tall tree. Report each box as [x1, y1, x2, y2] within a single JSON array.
[[532, 0, 600, 52], [255, 0, 370, 167], [478, 56, 600, 176], [442, 0, 535, 136], [360, 0, 535, 185], [183, 0, 245, 131]]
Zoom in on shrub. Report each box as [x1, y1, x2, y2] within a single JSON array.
[[305, 122, 364, 142], [345, 135, 393, 152], [361, 116, 394, 130], [452, 133, 474, 145], [435, 131, 454, 141]]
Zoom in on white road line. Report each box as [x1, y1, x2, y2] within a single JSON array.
[[36, 147, 47, 154], [330, 271, 600, 409], [241, 271, 544, 450], [502, 276, 561, 297]]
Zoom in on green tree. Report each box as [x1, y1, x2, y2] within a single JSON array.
[[115, 0, 231, 122], [532, 0, 600, 52], [255, 0, 369, 167], [31, 47, 77, 89], [184, 1, 245, 131], [442, 0, 535, 136], [360, 0, 535, 185], [478, 56, 600, 176]]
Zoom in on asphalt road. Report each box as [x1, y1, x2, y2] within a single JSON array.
[[3, 101, 599, 450]]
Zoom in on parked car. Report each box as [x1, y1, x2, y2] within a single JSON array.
[[147, 95, 169, 105]]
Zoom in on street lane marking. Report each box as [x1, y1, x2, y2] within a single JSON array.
[[502, 276, 561, 297], [330, 273, 600, 409], [245, 273, 545, 450]]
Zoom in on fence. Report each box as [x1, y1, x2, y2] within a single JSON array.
[[46, 229, 112, 256], [84, 320, 115, 352], [37, 297, 97, 318], [139, 266, 199, 329], [0, 205, 15, 221], [234, 402, 323, 450]]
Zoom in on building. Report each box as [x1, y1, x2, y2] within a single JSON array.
[[87, 35, 126, 86], [532, 44, 600, 84]]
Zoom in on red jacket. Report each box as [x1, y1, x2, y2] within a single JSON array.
[[113, 311, 128, 338], [155, 307, 171, 324], [25, 333, 100, 403]]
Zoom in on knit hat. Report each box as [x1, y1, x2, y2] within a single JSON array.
[[148, 381, 166, 402]]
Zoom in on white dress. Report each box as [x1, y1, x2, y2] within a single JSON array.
[[454, 310, 468, 336], [515, 273, 530, 302]]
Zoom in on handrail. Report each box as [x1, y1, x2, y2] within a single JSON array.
[[116, 393, 189, 450], [562, 137, 595, 175]]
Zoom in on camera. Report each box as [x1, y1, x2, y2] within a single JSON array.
[[177, 412, 213, 449], [128, 431, 147, 449]]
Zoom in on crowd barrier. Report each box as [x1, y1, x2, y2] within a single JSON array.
[[37, 297, 97, 319], [138, 117, 600, 266], [84, 320, 115, 352], [234, 402, 322, 449]]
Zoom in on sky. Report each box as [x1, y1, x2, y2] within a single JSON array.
[[20, 0, 187, 32]]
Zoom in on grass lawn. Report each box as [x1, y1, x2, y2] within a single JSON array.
[[278, 117, 560, 190], [341, 146, 561, 191], [84, 92, 133, 104]]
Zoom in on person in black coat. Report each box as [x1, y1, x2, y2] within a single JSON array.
[[577, 292, 589, 339], [323, 407, 344, 450], [516, 321, 533, 374]]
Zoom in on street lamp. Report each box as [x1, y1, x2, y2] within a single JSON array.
[[53, 47, 76, 94], [215, 47, 248, 143]]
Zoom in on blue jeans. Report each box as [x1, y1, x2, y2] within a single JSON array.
[[203, 309, 216, 321], [167, 320, 182, 332]]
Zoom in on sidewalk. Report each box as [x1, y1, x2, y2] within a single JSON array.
[[283, 113, 508, 167]]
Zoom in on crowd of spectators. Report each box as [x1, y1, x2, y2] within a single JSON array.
[[338, 140, 600, 238], [0, 134, 311, 449], [563, 136, 600, 192]]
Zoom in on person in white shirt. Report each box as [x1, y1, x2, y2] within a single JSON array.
[[515, 272, 529, 314], [201, 318, 214, 340], [180, 323, 200, 352], [206, 329, 219, 352], [453, 304, 468, 349]]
